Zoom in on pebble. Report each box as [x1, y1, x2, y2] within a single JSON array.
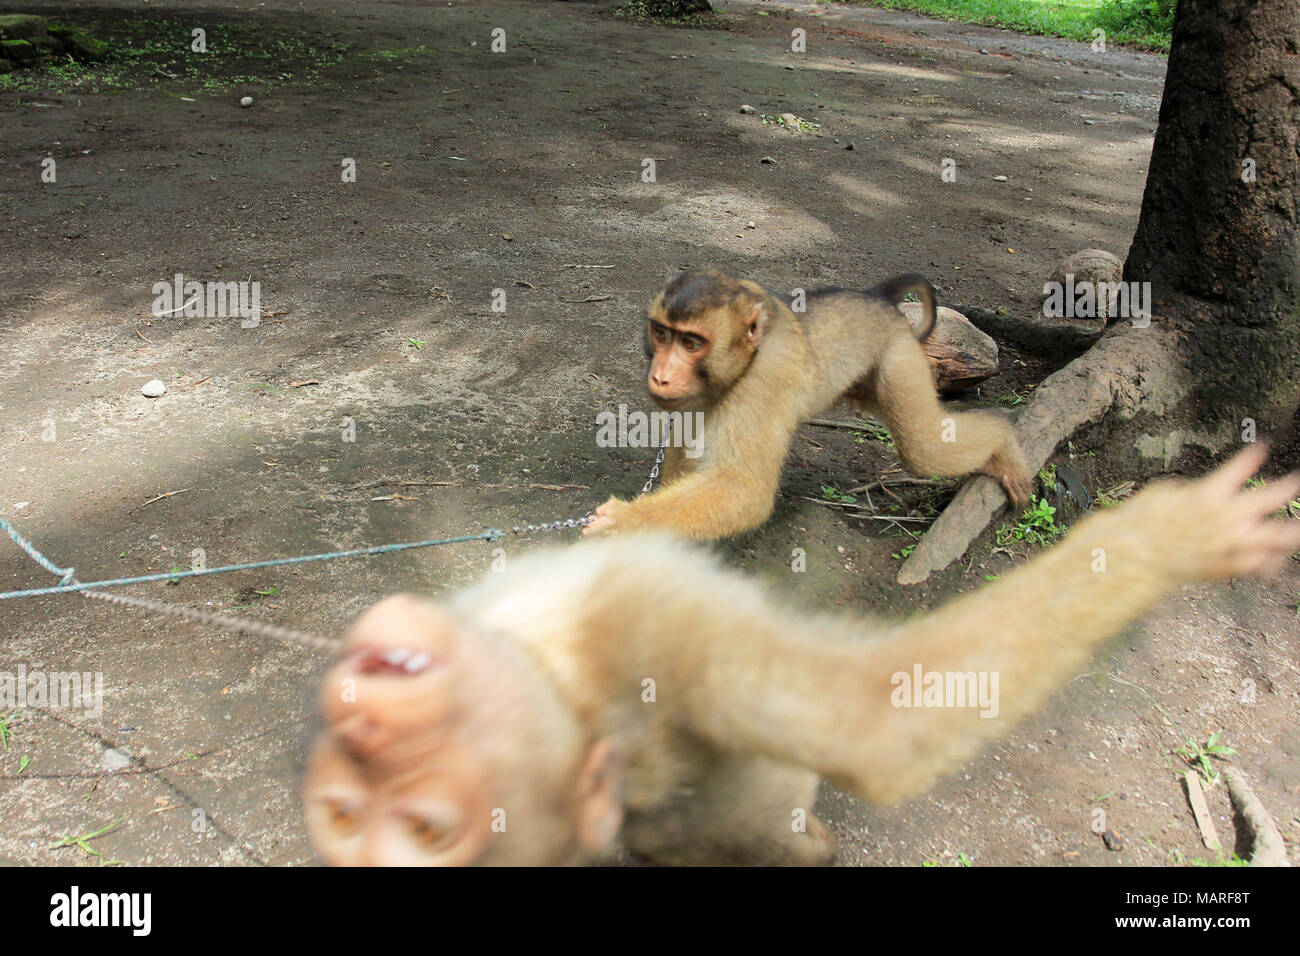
[[739, 104, 756, 114], [745, 221, 756, 229], [979, 48, 990, 54], [760, 155, 776, 164], [993, 175, 1008, 182], [102, 747, 132, 772], [239, 95, 253, 107], [141, 379, 166, 397], [845, 142, 855, 150]]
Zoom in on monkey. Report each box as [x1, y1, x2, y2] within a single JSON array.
[[581, 269, 1032, 540], [304, 446, 1300, 866]]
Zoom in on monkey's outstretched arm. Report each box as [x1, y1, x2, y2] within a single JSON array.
[[586, 468, 779, 540], [669, 447, 1300, 803]]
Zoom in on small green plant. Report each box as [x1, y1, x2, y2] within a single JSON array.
[[892, 543, 917, 560], [820, 484, 857, 504], [853, 422, 893, 446], [1188, 850, 1249, 867], [1173, 732, 1235, 784], [166, 565, 186, 585], [47, 820, 123, 860], [0, 714, 12, 749], [996, 497, 1065, 549], [992, 390, 1025, 408], [407, 338, 426, 349]]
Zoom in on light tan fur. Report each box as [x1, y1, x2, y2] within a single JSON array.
[[585, 270, 1031, 540], [305, 447, 1300, 866]]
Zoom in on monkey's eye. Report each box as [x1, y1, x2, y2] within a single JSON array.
[[651, 325, 670, 344], [680, 335, 705, 352], [405, 814, 454, 850], [324, 799, 362, 834]]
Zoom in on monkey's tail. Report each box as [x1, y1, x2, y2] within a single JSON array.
[[868, 273, 937, 342]]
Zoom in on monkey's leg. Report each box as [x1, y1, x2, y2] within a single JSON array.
[[623, 757, 832, 866], [865, 338, 1032, 504]]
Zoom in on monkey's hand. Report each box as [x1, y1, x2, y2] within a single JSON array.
[[1138, 444, 1300, 584], [583, 497, 631, 536]]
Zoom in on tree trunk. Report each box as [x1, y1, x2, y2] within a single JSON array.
[[900, 0, 1300, 584], [1123, 0, 1300, 458]]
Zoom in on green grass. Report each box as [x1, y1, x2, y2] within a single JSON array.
[[832, 0, 1173, 53], [0, 13, 352, 95]]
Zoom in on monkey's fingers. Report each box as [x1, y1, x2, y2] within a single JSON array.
[[1200, 443, 1270, 498], [582, 498, 625, 536]]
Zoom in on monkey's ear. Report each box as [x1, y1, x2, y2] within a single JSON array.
[[744, 300, 768, 347], [574, 738, 624, 853]]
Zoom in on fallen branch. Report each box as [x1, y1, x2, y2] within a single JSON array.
[[1183, 771, 1222, 851], [135, 489, 190, 510], [807, 417, 886, 432]]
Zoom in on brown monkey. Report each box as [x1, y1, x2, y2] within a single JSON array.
[[305, 447, 1300, 866], [581, 269, 1032, 539]]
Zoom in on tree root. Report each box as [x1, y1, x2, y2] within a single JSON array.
[[898, 328, 1156, 585], [1224, 767, 1289, 867]]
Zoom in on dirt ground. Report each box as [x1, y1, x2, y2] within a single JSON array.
[[0, 0, 1295, 867]]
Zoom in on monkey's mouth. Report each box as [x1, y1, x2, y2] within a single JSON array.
[[650, 393, 689, 410], [351, 647, 439, 676]]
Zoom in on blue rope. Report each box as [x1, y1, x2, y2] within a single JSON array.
[[0, 517, 505, 601]]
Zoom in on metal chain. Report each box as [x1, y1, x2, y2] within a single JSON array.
[[0, 453, 670, 650], [79, 588, 336, 654], [642, 447, 666, 496]]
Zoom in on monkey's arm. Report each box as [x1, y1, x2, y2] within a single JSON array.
[[584, 417, 793, 539], [586, 468, 780, 540], [671, 447, 1300, 803]]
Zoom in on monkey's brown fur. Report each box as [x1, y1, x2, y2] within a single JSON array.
[[305, 448, 1300, 866], [583, 269, 1032, 540]]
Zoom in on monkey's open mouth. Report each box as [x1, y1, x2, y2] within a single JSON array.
[[353, 647, 437, 676]]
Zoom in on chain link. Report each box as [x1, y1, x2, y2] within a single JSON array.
[[642, 447, 666, 496]]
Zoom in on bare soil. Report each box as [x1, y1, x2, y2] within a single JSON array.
[[0, 0, 1295, 867]]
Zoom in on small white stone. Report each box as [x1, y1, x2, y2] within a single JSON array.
[[102, 747, 132, 772], [239, 96, 254, 108], [739, 104, 757, 114], [745, 221, 756, 229], [141, 379, 166, 397], [993, 175, 1008, 182]]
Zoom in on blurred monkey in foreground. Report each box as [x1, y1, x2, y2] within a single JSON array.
[[305, 447, 1299, 865], [583, 269, 1031, 539]]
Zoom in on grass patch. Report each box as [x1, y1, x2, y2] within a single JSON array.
[[0, 11, 352, 96], [831, 0, 1172, 53]]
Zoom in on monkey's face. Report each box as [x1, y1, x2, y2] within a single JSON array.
[[304, 595, 622, 866], [644, 271, 768, 409]]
